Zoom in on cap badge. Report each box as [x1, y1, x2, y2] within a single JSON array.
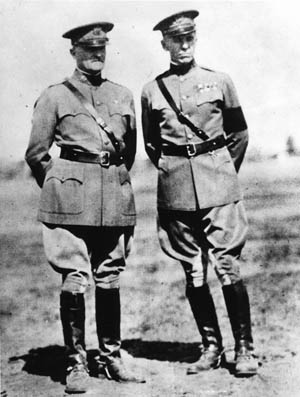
[[93, 28, 102, 36]]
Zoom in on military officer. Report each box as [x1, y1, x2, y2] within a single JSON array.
[[25, 22, 144, 393], [141, 10, 258, 377]]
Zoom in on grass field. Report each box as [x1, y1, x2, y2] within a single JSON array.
[[1, 157, 300, 396]]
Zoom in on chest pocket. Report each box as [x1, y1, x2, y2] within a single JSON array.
[[58, 110, 91, 121], [40, 163, 84, 214], [57, 100, 92, 121], [108, 101, 132, 116], [196, 89, 223, 106]]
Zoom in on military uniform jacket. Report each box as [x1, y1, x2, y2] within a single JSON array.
[[26, 69, 136, 226], [141, 63, 249, 210]]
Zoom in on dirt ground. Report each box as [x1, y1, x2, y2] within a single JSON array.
[[1, 157, 300, 396]]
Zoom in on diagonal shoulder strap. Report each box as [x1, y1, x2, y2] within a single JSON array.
[[63, 80, 120, 152], [156, 77, 209, 141]]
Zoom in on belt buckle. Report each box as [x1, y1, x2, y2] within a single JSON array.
[[186, 143, 196, 157], [100, 151, 110, 166]]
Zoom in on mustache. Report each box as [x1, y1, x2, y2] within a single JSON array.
[[89, 56, 105, 61]]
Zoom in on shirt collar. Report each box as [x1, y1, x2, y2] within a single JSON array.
[[169, 59, 196, 75], [73, 68, 104, 86]]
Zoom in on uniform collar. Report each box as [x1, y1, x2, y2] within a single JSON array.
[[169, 59, 196, 75], [73, 68, 104, 86]]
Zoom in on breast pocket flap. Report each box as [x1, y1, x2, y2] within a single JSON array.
[[196, 89, 223, 106]]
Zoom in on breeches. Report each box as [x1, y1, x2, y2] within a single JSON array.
[[42, 223, 134, 290], [158, 201, 248, 287]]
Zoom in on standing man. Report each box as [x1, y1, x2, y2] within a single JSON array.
[[26, 22, 144, 393], [141, 10, 258, 377]]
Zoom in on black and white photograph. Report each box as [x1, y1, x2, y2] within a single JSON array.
[[1, 1, 300, 396]]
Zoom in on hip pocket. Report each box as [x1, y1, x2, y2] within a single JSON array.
[[40, 163, 84, 214]]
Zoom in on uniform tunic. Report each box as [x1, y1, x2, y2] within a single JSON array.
[[26, 69, 136, 288], [26, 69, 136, 227], [142, 62, 248, 210], [141, 62, 249, 286]]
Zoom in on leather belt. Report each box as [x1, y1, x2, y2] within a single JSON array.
[[60, 148, 123, 167], [162, 135, 226, 158]]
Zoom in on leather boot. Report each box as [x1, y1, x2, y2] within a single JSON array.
[[95, 287, 145, 383], [60, 291, 89, 393], [186, 284, 224, 374], [222, 280, 258, 377]]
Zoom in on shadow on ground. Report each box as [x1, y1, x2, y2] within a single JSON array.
[[123, 339, 200, 362], [9, 345, 109, 382], [9, 345, 67, 384], [123, 339, 236, 372], [9, 340, 239, 384]]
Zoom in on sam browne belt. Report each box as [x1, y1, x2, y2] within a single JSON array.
[[162, 135, 226, 158], [60, 148, 124, 167]]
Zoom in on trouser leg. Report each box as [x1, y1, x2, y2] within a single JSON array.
[[203, 201, 248, 285], [157, 210, 215, 340], [43, 224, 90, 358], [157, 210, 208, 287], [200, 203, 257, 375], [42, 224, 91, 392], [201, 202, 255, 348], [91, 228, 129, 358], [157, 210, 225, 372], [91, 227, 133, 290], [90, 227, 144, 383]]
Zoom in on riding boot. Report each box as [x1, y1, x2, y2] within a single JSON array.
[[186, 284, 224, 374], [60, 291, 89, 393], [222, 280, 258, 376], [95, 287, 145, 383]]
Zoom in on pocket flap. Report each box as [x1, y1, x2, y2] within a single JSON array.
[[58, 103, 91, 120], [40, 163, 84, 215], [196, 89, 223, 106], [45, 165, 84, 184], [109, 102, 131, 116]]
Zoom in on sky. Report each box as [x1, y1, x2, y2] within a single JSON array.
[[1, 0, 300, 161]]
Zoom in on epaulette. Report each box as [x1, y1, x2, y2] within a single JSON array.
[[104, 79, 123, 88], [47, 78, 68, 89], [33, 80, 66, 108], [104, 79, 132, 93]]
